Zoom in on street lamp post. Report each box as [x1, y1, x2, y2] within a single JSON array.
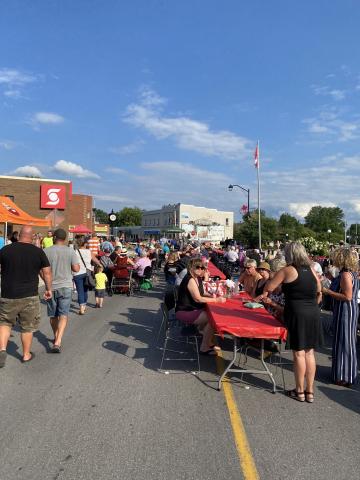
[[228, 184, 250, 216]]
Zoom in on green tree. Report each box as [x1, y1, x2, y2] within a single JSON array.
[[234, 210, 278, 248], [278, 213, 301, 241], [304, 206, 344, 242], [93, 208, 109, 224], [116, 207, 142, 226], [347, 223, 360, 244]]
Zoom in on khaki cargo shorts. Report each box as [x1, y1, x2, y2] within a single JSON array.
[[0, 296, 41, 332]]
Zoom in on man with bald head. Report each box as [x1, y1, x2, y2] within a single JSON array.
[[0, 225, 52, 368]]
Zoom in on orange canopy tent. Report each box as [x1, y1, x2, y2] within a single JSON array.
[[0, 196, 51, 227]]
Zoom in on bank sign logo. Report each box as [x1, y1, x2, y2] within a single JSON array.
[[40, 184, 66, 209]]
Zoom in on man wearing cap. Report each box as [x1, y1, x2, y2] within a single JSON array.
[[45, 229, 80, 353]]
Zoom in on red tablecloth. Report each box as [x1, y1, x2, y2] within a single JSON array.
[[207, 292, 287, 341], [207, 261, 226, 280]]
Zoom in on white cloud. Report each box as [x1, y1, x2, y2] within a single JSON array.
[[263, 154, 360, 222], [303, 107, 360, 142], [109, 140, 145, 155], [0, 140, 16, 150], [90, 161, 234, 212], [0, 68, 36, 86], [12, 165, 43, 177], [4, 89, 22, 99], [288, 202, 336, 219], [30, 112, 64, 128], [105, 167, 128, 175], [94, 194, 130, 203], [124, 88, 252, 160], [312, 85, 346, 101], [53, 160, 100, 179], [0, 68, 38, 98]]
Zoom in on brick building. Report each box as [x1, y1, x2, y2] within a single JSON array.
[[68, 194, 93, 231], [0, 175, 93, 235]]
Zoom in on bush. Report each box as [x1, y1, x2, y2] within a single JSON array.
[[299, 236, 329, 256]]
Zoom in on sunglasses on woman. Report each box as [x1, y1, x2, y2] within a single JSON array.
[[195, 266, 206, 270]]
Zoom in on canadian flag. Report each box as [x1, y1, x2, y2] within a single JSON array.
[[254, 142, 259, 168]]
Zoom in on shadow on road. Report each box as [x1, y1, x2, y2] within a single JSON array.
[[317, 385, 360, 415]]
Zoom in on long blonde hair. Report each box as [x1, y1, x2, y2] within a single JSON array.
[[331, 248, 359, 272], [285, 242, 310, 268]]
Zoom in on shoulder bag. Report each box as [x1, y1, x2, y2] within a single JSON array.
[[78, 249, 95, 289]]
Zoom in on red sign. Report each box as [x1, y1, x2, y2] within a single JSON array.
[[240, 204, 248, 214], [40, 184, 66, 209]]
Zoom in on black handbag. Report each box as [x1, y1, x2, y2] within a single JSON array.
[[78, 249, 95, 289]]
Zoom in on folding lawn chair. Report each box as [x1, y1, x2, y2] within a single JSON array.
[[158, 303, 200, 375]]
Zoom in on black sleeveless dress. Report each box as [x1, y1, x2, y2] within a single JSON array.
[[282, 266, 322, 351]]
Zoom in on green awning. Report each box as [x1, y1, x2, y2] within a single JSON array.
[[162, 227, 184, 233]]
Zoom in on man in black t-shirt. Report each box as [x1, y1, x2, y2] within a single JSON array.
[[0, 225, 52, 368]]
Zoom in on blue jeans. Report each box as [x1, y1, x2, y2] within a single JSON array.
[[46, 288, 72, 317], [73, 274, 88, 306]]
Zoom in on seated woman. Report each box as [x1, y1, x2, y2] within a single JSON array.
[[114, 248, 135, 268], [133, 250, 152, 281], [257, 258, 286, 321], [252, 261, 271, 297], [238, 259, 262, 295], [164, 252, 179, 285], [175, 258, 226, 355]]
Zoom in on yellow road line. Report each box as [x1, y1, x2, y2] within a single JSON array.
[[216, 351, 260, 480]]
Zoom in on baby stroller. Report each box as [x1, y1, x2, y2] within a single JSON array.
[[111, 267, 135, 296]]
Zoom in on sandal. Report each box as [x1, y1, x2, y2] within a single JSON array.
[[286, 389, 305, 402], [199, 349, 218, 356], [209, 344, 221, 351], [21, 352, 35, 363], [51, 345, 61, 354], [305, 391, 314, 403]]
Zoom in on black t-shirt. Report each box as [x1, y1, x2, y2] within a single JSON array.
[[0, 242, 50, 299]]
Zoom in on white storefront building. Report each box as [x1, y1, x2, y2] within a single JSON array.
[[142, 203, 234, 242]]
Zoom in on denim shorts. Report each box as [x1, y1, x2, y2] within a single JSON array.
[[47, 288, 72, 317], [95, 289, 105, 298]]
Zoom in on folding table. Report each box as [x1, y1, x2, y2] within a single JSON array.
[[207, 292, 287, 392]]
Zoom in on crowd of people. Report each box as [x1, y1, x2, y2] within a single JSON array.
[[0, 227, 358, 403]]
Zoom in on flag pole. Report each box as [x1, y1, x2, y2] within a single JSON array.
[[256, 140, 262, 251]]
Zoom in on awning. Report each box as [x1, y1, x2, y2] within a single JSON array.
[[0, 196, 51, 227], [162, 227, 185, 233], [143, 230, 161, 235], [68, 224, 92, 234]]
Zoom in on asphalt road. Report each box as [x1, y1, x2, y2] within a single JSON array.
[[1, 279, 359, 480]]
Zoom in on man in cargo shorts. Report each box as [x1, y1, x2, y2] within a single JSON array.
[[45, 228, 80, 353], [0, 225, 52, 367]]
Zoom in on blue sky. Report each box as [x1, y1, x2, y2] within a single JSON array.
[[1, 0, 360, 222]]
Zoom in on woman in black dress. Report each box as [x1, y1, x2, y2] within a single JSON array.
[[175, 258, 226, 355], [263, 242, 322, 403]]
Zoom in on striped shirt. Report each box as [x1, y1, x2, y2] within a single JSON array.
[[88, 237, 99, 254]]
